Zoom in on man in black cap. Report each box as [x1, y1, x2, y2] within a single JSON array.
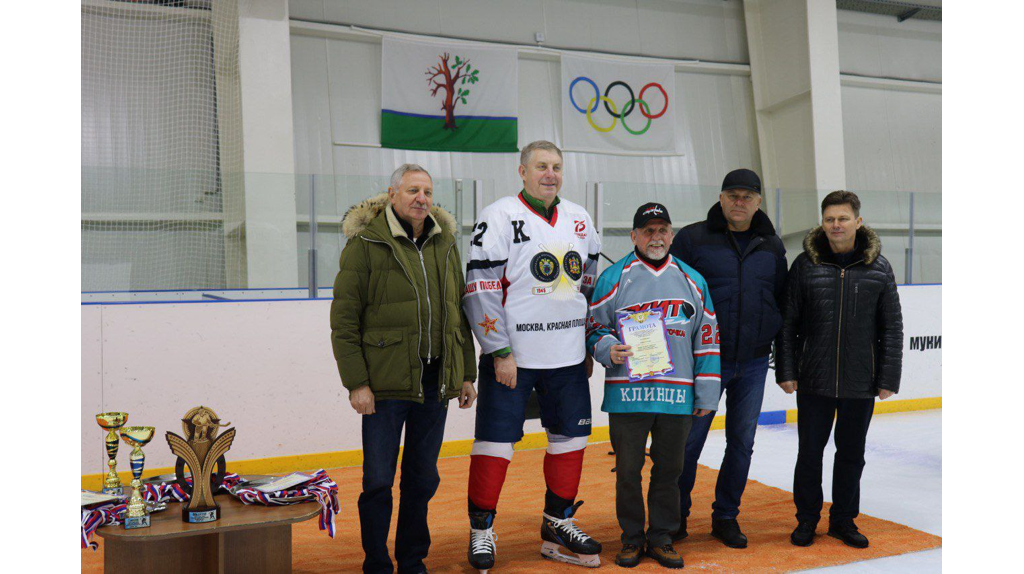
[[668, 168, 788, 548], [587, 202, 719, 569]]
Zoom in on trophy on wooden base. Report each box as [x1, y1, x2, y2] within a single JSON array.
[[96, 412, 129, 495], [166, 406, 236, 524], [119, 426, 156, 529]]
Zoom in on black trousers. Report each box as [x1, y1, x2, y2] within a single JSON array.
[[610, 412, 692, 547], [793, 392, 875, 525]]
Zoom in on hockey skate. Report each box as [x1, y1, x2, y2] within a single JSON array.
[[468, 510, 498, 573], [540, 501, 602, 568]]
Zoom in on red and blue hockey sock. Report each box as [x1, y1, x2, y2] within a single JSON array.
[[468, 441, 514, 513], [543, 434, 587, 517]]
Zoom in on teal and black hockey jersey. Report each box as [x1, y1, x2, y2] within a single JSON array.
[[586, 252, 721, 415]]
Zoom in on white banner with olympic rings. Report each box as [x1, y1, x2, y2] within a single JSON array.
[[561, 54, 677, 154]]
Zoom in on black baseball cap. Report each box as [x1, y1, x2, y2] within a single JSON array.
[[633, 202, 672, 229], [721, 168, 762, 194]]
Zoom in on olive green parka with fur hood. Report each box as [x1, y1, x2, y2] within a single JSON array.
[[330, 193, 477, 403]]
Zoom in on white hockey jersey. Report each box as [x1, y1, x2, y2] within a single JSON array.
[[463, 192, 602, 369]]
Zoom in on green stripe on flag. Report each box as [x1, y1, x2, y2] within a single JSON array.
[[381, 112, 518, 152]]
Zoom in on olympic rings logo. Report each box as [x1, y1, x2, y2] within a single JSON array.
[[568, 77, 669, 135]]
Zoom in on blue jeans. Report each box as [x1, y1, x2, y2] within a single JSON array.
[[678, 356, 769, 521], [358, 366, 448, 574]]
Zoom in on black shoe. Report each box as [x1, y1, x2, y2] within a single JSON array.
[[828, 520, 869, 548], [711, 518, 748, 548], [671, 516, 688, 542], [615, 543, 643, 568], [791, 521, 817, 547], [645, 544, 684, 569]]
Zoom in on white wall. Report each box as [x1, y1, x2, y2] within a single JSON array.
[[289, 31, 760, 202], [289, 26, 761, 284], [743, 0, 847, 244], [287, 0, 760, 287], [287, 2, 941, 285], [237, 0, 302, 288], [769, 10, 941, 284], [839, 72, 941, 284], [842, 85, 941, 196], [81, 284, 941, 475], [289, 0, 749, 63], [837, 9, 941, 83]]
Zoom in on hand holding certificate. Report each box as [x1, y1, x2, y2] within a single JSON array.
[[617, 310, 675, 381]]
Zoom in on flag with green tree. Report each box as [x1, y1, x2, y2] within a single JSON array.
[[381, 37, 517, 152], [426, 53, 480, 131]]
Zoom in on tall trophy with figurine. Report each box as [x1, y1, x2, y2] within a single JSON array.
[[166, 406, 236, 523]]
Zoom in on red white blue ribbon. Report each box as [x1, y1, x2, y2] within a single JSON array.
[[81, 501, 126, 549], [80, 474, 242, 550], [82, 471, 339, 549], [230, 470, 340, 538]]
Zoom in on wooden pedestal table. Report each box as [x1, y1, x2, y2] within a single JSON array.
[[97, 495, 320, 574]]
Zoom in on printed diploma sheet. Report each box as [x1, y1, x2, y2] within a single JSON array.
[[617, 310, 675, 381]]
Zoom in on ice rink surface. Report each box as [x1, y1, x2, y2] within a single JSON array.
[[695, 409, 942, 572]]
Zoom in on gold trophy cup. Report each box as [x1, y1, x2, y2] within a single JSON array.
[[96, 412, 129, 495], [120, 426, 156, 529]]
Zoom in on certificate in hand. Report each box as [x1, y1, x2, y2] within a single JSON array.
[[617, 310, 675, 381]]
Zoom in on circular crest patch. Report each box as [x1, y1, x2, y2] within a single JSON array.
[[530, 252, 560, 282], [563, 251, 583, 281]]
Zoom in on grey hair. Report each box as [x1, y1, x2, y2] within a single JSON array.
[[519, 140, 563, 166], [389, 163, 432, 190]]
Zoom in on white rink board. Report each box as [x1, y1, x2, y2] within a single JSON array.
[[80, 285, 940, 475]]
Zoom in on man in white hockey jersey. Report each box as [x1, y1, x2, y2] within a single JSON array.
[[462, 140, 603, 570]]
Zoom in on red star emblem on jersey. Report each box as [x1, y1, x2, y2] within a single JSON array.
[[478, 314, 498, 336]]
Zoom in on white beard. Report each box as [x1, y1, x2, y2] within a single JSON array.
[[644, 245, 667, 260]]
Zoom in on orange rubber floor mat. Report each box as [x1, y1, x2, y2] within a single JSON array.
[[82, 444, 941, 572]]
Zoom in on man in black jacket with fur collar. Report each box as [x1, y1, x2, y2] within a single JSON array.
[[668, 168, 788, 548], [777, 190, 903, 549]]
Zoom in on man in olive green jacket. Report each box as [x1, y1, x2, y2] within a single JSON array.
[[331, 164, 477, 574]]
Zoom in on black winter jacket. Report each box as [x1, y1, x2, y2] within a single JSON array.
[[776, 226, 903, 399], [669, 203, 788, 364]]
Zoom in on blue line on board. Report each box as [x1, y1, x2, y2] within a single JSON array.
[[82, 297, 333, 306], [82, 282, 942, 306], [381, 109, 517, 121], [82, 287, 315, 294], [83, 282, 942, 296]]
